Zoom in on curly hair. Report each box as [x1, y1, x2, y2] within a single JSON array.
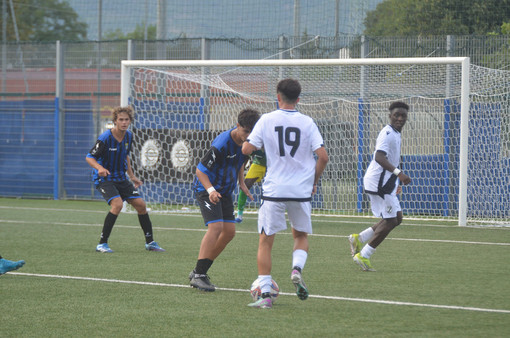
[[388, 101, 409, 112], [112, 106, 134, 122]]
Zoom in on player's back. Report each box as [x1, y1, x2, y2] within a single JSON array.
[[251, 109, 323, 200]]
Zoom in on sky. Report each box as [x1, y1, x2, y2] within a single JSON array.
[[66, 0, 384, 41]]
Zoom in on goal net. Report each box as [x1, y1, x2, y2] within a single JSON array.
[[120, 58, 510, 227]]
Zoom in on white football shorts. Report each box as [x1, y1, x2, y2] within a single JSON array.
[[367, 193, 402, 219], [257, 200, 312, 236]]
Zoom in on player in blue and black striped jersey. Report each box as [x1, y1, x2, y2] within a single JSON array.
[[86, 106, 165, 253], [189, 108, 260, 292]]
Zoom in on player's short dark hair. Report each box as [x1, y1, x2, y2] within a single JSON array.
[[389, 101, 409, 112], [277, 78, 301, 103], [238, 108, 260, 131], [112, 106, 134, 122]]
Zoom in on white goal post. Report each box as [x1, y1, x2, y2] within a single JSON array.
[[120, 57, 510, 227]]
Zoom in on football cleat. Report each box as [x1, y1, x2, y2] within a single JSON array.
[[235, 212, 243, 223], [188, 270, 195, 281], [247, 296, 272, 309], [348, 234, 362, 257], [190, 273, 216, 292], [96, 243, 113, 253], [353, 253, 376, 272], [145, 241, 165, 252], [0, 258, 25, 275], [291, 268, 309, 300]]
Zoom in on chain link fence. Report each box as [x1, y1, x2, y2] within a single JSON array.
[[0, 35, 509, 201]]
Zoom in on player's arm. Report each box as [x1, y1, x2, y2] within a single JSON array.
[[374, 151, 411, 185], [242, 141, 257, 156], [196, 167, 221, 204], [126, 155, 142, 188], [313, 146, 329, 195], [238, 159, 254, 201], [197, 146, 223, 204], [86, 140, 110, 177]]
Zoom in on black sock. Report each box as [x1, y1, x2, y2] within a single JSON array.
[[99, 212, 117, 244], [293, 266, 302, 273], [138, 213, 154, 244], [195, 258, 214, 275]]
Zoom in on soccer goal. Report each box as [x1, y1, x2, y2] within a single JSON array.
[[120, 57, 510, 227]]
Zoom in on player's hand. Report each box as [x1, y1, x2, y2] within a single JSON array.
[[398, 172, 411, 185], [98, 167, 110, 177], [131, 176, 143, 188], [208, 190, 222, 204], [239, 185, 255, 201], [396, 186, 402, 195], [245, 191, 254, 201]]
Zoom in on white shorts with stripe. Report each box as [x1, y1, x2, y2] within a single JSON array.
[[367, 193, 401, 219], [257, 200, 312, 236]]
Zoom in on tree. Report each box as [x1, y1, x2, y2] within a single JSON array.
[[102, 23, 157, 41], [502, 22, 510, 35], [0, 0, 87, 41], [364, 0, 510, 36]]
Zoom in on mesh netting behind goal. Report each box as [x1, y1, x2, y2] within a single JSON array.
[[122, 59, 510, 226]]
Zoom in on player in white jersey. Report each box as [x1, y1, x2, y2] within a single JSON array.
[[349, 101, 411, 271], [242, 78, 329, 309]]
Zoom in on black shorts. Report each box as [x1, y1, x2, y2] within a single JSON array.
[[196, 191, 235, 226], [96, 180, 141, 204]]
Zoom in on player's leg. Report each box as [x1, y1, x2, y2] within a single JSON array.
[[257, 232, 275, 275], [349, 220, 379, 257], [290, 229, 309, 300], [368, 215, 400, 248], [95, 181, 122, 253], [354, 194, 401, 271], [198, 221, 226, 259], [209, 222, 236, 260], [190, 192, 231, 291], [123, 181, 165, 251], [209, 193, 236, 259], [190, 221, 224, 291], [248, 233, 275, 309], [366, 193, 401, 249], [249, 200, 282, 308], [288, 201, 312, 300]]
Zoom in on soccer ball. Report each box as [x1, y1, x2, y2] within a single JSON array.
[[250, 278, 279, 302]]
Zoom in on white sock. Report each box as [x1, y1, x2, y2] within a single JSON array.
[[360, 244, 376, 259], [258, 275, 272, 294], [359, 227, 375, 243], [292, 249, 308, 271]]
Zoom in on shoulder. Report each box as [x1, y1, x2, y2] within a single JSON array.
[[379, 125, 396, 136], [259, 110, 281, 121], [212, 128, 234, 147], [97, 129, 111, 141]]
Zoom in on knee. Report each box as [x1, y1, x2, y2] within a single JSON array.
[[110, 199, 123, 214], [130, 199, 147, 214], [396, 212, 403, 226], [225, 228, 236, 242], [380, 218, 398, 233]]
